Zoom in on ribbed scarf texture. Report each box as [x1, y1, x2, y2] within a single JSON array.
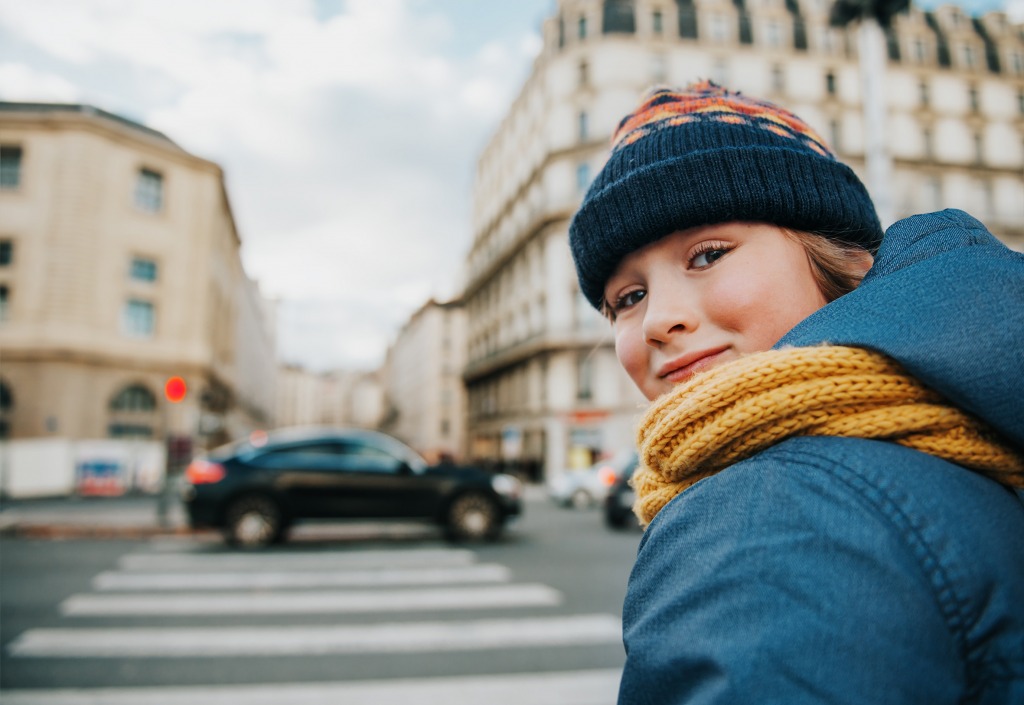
[[633, 346, 1024, 526]]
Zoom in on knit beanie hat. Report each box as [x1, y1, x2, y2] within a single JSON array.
[[569, 81, 884, 310]]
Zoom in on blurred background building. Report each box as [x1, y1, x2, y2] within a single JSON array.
[[461, 0, 1024, 484], [1, 2, 1020, 495], [0, 102, 277, 496], [380, 298, 468, 465], [277, 365, 385, 431]]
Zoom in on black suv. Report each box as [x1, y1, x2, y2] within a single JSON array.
[[181, 427, 523, 547]]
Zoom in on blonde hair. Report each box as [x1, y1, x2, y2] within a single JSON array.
[[783, 229, 872, 302]]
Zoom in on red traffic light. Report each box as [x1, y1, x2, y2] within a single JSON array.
[[164, 376, 187, 403]]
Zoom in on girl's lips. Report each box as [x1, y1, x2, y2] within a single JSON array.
[[658, 347, 730, 384]]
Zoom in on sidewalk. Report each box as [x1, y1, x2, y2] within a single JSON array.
[[0, 494, 191, 539], [0, 485, 550, 541]]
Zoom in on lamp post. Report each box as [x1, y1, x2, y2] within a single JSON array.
[[830, 0, 910, 229], [158, 376, 192, 528]]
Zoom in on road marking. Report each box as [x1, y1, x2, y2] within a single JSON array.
[[93, 563, 512, 591], [118, 548, 477, 572], [0, 667, 622, 705], [61, 583, 562, 616], [9, 614, 622, 657]]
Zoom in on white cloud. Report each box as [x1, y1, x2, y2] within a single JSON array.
[[0, 0, 545, 370], [0, 63, 81, 101]]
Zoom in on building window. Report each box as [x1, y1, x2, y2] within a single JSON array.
[[0, 240, 11, 266], [711, 58, 729, 86], [111, 384, 157, 412], [968, 84, 979, 113], [0, 285, 8, 322], [1011, 52, 1023, 76], [771, 64, 785, 93], [578, 111, 589, 141], [825, 71, 836, 96], [922, 175, 942, 211], [923, 127, 933, 160], [919, 80, 930, 107], [829, 119, 841, 153], [109, 384, 157, 439], [0, 145, 22, 190], [913, 38, 926, 64], [816, 26, 834, 54], [577, 353, 593, 401], [0, 381, 12, 439], [651, 52, 667, 82], [123, 299, 155, 337], [576, 162, 592, 193], [130, 256, 158, 282], [763, 20, 783, 48], [973, 131, 984, 164], [961, 44, 975, 69], [603, 0, 636, 34], [578, 15, 587, 39], [677, 0, 697, 39], [1018, 89, 1024, 115], [710, 14, 729, 43], [579, 60, 589, 86], [653, 10, 663, 34], [134, 168, 163, 213]]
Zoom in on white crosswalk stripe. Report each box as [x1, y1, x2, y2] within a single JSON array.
[[92, 563, 512, 590], [117, 547, 477, 572], [10, 614, 622, 657], [0, 667, 622, 705], [62, 583, 563, 615], [7, 544, 624, 701]]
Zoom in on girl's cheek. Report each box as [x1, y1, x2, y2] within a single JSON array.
[[614, 324, 647, 384]]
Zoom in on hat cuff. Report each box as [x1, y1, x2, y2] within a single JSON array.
[[570, 146, 883, 309]]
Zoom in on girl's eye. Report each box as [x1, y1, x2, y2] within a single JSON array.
[[612, 288, 646, 312], [691, 246, 729, 269]]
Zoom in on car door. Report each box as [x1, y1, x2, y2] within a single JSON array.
[[325, 440, 442, 519], [251, 442, 351, 518]]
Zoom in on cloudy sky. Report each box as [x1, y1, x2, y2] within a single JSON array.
[[0, 0, 1018, 371]]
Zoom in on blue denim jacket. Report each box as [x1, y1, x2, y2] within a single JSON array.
[[618, 210, 1024, 704]]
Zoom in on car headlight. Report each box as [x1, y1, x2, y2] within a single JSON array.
[[491, 473, 522, 499]]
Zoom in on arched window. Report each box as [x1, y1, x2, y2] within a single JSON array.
[[110, 384, 157, 412], [108, 383, 157, 438]]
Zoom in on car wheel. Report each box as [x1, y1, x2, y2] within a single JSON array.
[[224, 495, 284, 548], [605, 510, 627, 529], [446, 492, 501, 542], [570, 488, 593, 510]]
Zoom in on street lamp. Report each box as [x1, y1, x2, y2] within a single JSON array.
[[830, 0, 911, 229]]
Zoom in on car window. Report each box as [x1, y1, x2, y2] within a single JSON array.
[[250, 443, 348, 469], [337, 442, 405, 474]]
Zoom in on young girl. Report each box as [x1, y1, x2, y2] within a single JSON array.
[[570, 82, 1024, 703]]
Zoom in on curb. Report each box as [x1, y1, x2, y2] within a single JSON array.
[[0, 523, 200, 540]]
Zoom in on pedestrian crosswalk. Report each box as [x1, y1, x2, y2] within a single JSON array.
[[5, 542, 624, 704]]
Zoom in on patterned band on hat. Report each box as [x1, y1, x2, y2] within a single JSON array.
[[612, 82, 833, 159]]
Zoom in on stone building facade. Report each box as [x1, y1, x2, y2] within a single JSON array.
[[0, 103, 277, 457], [381, 299, 468, 465], [462, 0, 1024, 483]]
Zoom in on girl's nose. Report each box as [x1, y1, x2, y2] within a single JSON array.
[[642, 293, 697, 346]]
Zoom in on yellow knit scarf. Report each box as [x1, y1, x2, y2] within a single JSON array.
[[633, 346, 1024, 526]]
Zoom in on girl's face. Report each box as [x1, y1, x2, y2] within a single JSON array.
[[604, 222, 828, 401]]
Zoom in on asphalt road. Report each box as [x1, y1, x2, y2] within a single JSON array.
[[1, 496, 642, 704]]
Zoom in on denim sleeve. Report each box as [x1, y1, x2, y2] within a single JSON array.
[[618, 442, 966, 705]]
